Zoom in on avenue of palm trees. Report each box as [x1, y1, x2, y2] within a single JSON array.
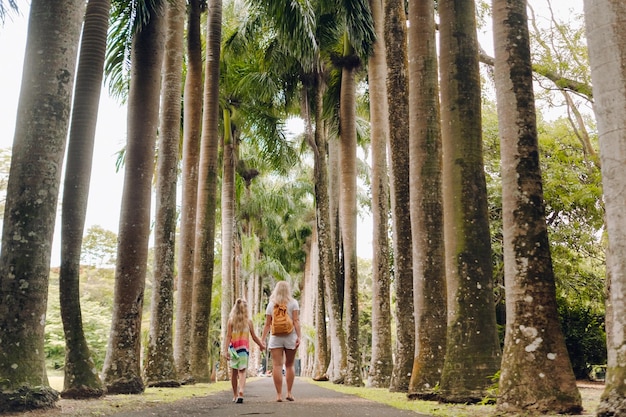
[[1, 1, 625, 417]]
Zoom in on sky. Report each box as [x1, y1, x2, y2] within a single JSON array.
[[0, 0, 583, 266]]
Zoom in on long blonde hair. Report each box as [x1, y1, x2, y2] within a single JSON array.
[[229, 298, 249, 333], [270, 281, 292, 305]]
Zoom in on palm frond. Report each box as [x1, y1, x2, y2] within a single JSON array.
[[135, 0, 162, 31], [0, 0, 18, 24], [105, 1, 134, 102], [341, 0, 375, 59], [105, 0, 165, 102], [248, 0, 318, 71]]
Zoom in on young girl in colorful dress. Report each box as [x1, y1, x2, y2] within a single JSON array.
[[223, 298, 265, 403]]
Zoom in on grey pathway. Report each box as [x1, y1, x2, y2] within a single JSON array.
[[110, 376, 430, 417]]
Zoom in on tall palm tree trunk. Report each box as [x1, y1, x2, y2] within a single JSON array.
[[385, 0, 414, 393], [366, 0, 392, 389], [101, 2, 166, 394], [143, 0, 185, 388], [0, 0, 84, 411], [59, 0, 110, 399], [339, 61, 363, 387], [302, 85, 329, 381], [407, 0, 447, 398], [190, 0, 222, 382], [584, 1, 626, 415], [311, 73, 347, 384], [218, 110, 236, 381], [174, 0, 203, 384], [494, 0, 581, 413], [438, 0, 501, 403]]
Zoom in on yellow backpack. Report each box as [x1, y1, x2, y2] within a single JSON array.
[[271, 303, 294, 336]]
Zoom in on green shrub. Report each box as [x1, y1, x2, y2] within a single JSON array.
[[558, 298, 606, 379]]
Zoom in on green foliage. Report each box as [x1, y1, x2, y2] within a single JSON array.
[[238, 173, 313, 278], [356, 258, 373, 376], [81, 225, 118, 267], [558, 296, 606, 379], [46, 268, 115, 370], [479, 370, 500, 405], [539, 118, 605, 308]]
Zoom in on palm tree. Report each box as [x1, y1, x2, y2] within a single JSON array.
[[217, 108, 236, 381], [365, 0, 392, 389], [437, 0, 501, 403], [190, 0, 222, 382], [493, 0, 581, 413], [143, 0, 185, 388], [174, 0, 203, 384], [338, 44, 363, 387], [301, 76, 330, 382], [407, 0, 446, 398], [59, 0, 111, 399], [384, 0, 414, 393], [336, 0, 375, 388], [327, 103, 344, 383], [312, 71, 347, 384], [580, 1, 625, 415], [101, 0, 166, 394], [0, 0, 85, 411]]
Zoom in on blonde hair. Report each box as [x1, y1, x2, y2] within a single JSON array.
[[229, 298, 249, 333], [270, 281, 292, 305]]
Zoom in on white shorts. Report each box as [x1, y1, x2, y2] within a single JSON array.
[[268, 331, 297, 350]]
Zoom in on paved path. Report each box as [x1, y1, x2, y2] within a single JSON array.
[[110, 377, 430, 417]]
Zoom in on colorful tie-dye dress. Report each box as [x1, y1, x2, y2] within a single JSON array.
[[229, 325, 250, 370]]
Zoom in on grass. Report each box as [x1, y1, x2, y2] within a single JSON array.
[[9, 373, 233, 417], [310, 379, 603, 417]]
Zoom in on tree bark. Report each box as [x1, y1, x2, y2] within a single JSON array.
[[384, 0, 414, 393], [190, 0, 222, 382], [312, 73, 347, 384], [174, 0, 202, 385], [366, 0, 393, 389], [339, 61, 363, 387], [218, 109, 236, 381], [583, 1, 626, 415], [438, 0, 501, 403], [407, 0, 447, 399], [59, 0, 110, 399], [143, 0, 184, 388], [0, 0, 84, 411], [493, 0, 581, 413], [301, 84, 329, 381], [101, 1, 165, 394]]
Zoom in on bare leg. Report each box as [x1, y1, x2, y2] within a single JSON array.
[[238, 369, 246, 398], [284, 348, 297, 400], [270, 348, 284, 401], [230, 368, 238, 401]]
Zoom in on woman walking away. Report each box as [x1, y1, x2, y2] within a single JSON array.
[[261, 281, 301, 402], [224, 298, 265, 403]]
